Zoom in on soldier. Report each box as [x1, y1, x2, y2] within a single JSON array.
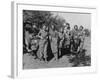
[[63, 23, 71, 55], [70, 25, 80, 55], [70, 36, 81, 55], [36, 25, 48, 62], [24, 23, 33, 53], [24, 23, 40, 57], [71, 25, 79, 37], [50, 25, 58, 61], [57, 28, 64, 57], [30, 37, 39, 58], [32, 23, 39, 35], [77, 26, 85, 53]]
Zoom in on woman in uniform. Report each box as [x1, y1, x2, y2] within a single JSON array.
[[70, 25, 80, 55], [57, 28, 64, 58], [77, 26, 85, 55], [36, 25, 48, 62], [62, 23, 71, 55], [50, 25, 58, 61]]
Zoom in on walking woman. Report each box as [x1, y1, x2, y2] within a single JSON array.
[[36, 25, 48, 62], [49, 25, 58, 61], [62, 23, 71, 55]]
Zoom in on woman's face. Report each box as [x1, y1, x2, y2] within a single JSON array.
[[74, 25, 78, 31], [32, 24, 36, 28], [66, 24, 69, 28], [60, 28, 63, 32], [26, 24, 31, 28], [64, 27, 67, 33], [51, 25, 54, 29], [64, 27, 67, 31], [79, 26, 83, 31], [43, 25, 46, 30]]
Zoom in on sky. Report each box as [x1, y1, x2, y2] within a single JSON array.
[[52, 12, 91, 30]]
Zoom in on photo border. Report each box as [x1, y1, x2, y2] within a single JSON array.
[[11, 1, 97, 78]]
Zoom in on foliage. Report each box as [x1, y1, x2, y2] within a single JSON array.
[[23, 10, 66, 30]]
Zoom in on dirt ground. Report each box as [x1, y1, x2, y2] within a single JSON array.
[[23, 37, 91, 69]]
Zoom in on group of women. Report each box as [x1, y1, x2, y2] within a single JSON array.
[[24, 22, 86, 63]]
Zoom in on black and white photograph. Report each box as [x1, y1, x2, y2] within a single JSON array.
[[23, 10, 91, 69]]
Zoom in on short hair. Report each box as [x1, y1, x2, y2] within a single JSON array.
[[24, 22, 32, 27], [74, 25, 78, 29], [80, 25, 84, 30], [67, 26, 70, 30], [25, 23, 32, 31], [66, 23, 70, 26]]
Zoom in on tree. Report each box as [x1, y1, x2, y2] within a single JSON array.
[[23, 10, 53, 29], [23, 10, 66, 31]]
